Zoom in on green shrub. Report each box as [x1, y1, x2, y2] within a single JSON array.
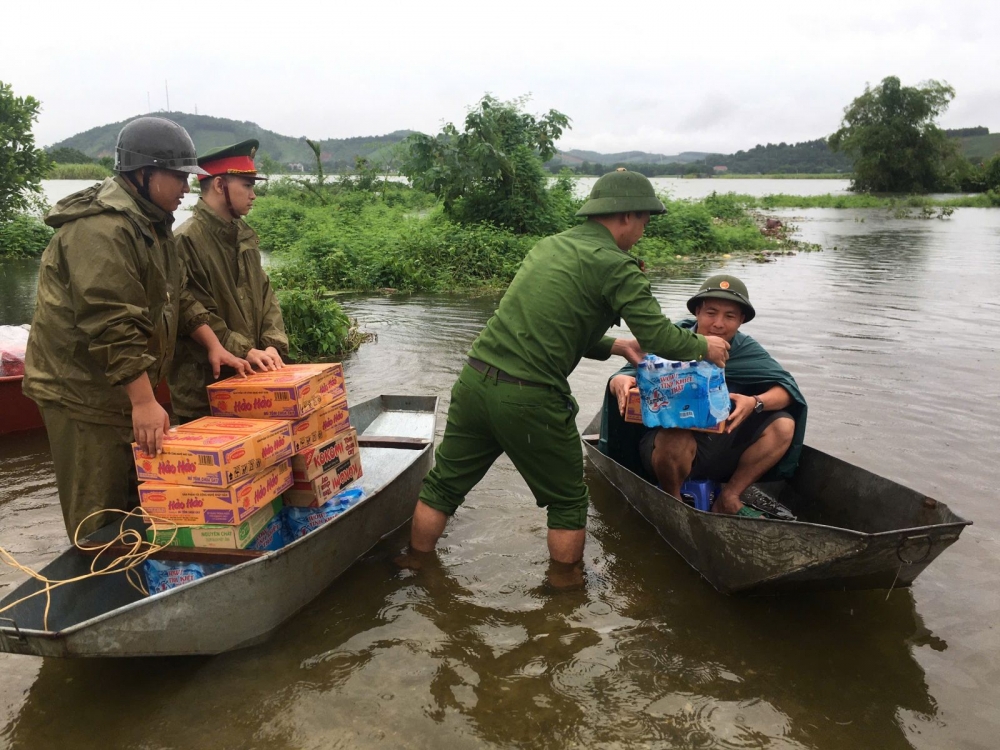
[[0, 213, 53, 258], [276, 289, 367, 361]]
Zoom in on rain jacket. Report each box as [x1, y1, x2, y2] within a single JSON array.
[[167, 199, 287, 418], [23, 176, 199, 427]]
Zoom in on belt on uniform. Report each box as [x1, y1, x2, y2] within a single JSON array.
[[467, 357, 547, 388]]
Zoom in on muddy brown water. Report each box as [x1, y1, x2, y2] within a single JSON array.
[[1, 207, 998, 749]]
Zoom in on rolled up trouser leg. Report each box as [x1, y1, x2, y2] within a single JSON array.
[[490, 383, 588, 531], [418, 365, 504, 516], [38, 404, 139, 541]]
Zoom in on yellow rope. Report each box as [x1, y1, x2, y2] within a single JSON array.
[[0, 508, 181, 631]]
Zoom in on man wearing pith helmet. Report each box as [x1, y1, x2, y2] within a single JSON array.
[[604, 273, 808, 516], [409, 168, 732, 567], [23, 116, 250, 540], [168, 139, 288, 422]]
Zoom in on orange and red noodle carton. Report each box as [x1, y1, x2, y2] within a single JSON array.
[[288, 397, 351, 453], [206, 363, 345, 420], [138, 460, 292, 525]]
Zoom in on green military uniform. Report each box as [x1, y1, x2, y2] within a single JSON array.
[[419, 218, 708, 530], [23, 176, 201, 538], [168, 201, 287, 419], [167, 138, 286, 420]]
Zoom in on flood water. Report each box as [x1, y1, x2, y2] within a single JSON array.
[[0, 198, 998, 749]]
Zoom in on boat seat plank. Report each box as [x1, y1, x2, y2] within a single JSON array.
[[357, 436, 430, 449], [75, 544, 265, 566]]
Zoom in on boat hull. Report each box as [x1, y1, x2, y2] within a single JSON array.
[[582, 413, 970, 596], [0, 395, 436, 657], [0, 375, 172, 437]]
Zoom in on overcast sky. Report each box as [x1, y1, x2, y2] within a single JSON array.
[[4, 0, 998, 156]]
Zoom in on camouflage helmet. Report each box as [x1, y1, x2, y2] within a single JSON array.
[[576, 168, 666, 217], [686, 274, 756, 322], [114, 116, 209, 175]]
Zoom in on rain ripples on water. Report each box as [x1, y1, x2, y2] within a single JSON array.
[[0, 205, 998, 749]]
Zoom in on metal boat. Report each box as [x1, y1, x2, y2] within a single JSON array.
[[0, 375, 172, 437], [0, 395, 437, 657], [582, 410, 971, 595]]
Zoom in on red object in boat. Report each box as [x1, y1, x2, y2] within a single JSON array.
[[0, 376, 172, 437]]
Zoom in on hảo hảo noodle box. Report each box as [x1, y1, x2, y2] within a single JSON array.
[[138, 460, 292, 525], [206, 363, 345, 420], [288, 396, 351, 453], [133, 419, 293, 486]]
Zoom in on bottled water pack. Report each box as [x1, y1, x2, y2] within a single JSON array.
[[635, 355, 730, 430]]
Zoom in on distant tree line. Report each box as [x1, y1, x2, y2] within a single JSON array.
[[549, 139, 852, 176], [943, 127, 989, 138]]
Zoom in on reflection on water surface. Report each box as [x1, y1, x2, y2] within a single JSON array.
[[1, 207, 998, 749]]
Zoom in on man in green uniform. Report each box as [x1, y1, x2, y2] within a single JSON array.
[[603, 274, 807, 516], [23, 117, 250, 540], [410, 169, 731, 564], [168, 139, 288, 422]]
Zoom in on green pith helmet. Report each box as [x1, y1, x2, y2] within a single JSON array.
[[686, 274, 756, 322], [113, 116, 209, 175], [576, 168, 666, 217]]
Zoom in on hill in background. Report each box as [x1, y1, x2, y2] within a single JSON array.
[[49, 112, 414, 171], [554, 149, 709, 166], [49, 112, 999, 176]]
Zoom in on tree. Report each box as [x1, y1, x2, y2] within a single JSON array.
[[983, 154, 1000, 192], [401, 94, 571, 235], [0, 81, 49, 222], [828, 76, 958, 193]]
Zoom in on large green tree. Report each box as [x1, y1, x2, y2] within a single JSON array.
[[402, 95, 572, 235], [828, 76, 958, 193], [0, 81, 49, 222]]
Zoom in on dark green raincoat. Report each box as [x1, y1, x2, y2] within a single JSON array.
[[167, 199, 287, 419]]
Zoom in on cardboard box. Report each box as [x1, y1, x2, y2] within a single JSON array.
[[145, 497, 284, 549], [289, 397, 351, 453], [624, 387, 725, 433], [292, 428, 359, 483], [206, 363, 345, 420], [138, 461, 293, 525], [624, 388, 644, 424], [134, 419, 292, 486], [284, 453, 363, 507], [134, 432, 260, 487], [176, 417, 294, 466]]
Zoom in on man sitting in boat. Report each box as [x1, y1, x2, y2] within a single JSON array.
[[600, 274, 808, 517]]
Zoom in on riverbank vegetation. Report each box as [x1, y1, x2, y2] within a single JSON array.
[[0, 81, 51, 259], [46, 163, 112, 180], [250, 98, 813, 301]]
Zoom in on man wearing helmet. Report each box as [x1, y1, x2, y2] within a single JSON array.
[[23, 116, 250, 540], [168, 139, 288, 423], [409, 169, 731, 565], [603, 274, 808, 517]]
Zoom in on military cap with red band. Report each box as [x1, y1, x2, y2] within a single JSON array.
[[197, 138, 268, 181]]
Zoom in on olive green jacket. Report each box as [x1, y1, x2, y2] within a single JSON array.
[[23, 176, 198, 427], [468, 221, 707, 395], [167, 199, 287, 418]]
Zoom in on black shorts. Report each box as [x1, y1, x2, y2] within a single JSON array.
[[639, 411, 794, 483]]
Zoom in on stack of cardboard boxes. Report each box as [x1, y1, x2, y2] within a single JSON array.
[[135, 364, 366, 577]]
